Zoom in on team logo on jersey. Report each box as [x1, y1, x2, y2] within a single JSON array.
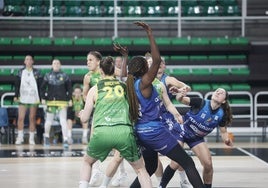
[[201, 113, 206, 119]]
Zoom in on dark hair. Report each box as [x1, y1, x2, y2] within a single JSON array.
[[100, 56, 115, 76], [87, 51, 102, 61], [126, 56, 148, 123], [73, 83, 82, 91], [221, 90, 233, 126], [26, 55, 34, 60]]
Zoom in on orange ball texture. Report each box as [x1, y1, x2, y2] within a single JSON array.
[[228, 132, 234, 142]]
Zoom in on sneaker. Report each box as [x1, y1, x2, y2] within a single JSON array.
[[180, 180, 193, 188], [67, 137, 73, 145], [82, 136, 88, 145], [15, 137, 24, 145], [111, 172, 128, 187], [43, 137, 50, 147], [29, 139, 35, 145], [89, 170, 103, 186], [63, 140, 69, 149]]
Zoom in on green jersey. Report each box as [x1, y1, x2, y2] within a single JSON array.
[[87, 71, 101, 87], [153, 78, 163, 99], [93, 78, 132, 128]]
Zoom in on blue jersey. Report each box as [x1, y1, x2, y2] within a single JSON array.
[[134, 78, 178, 155], [183, 100, 224, 139], [135, 79, 162, 124]]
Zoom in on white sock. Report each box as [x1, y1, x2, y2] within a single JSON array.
[[67, 129, 72, 138], [17, 130, 23, 138], [178, 170, 187, 182], [156, 176, 162, 184], [29, 132, 35, 140], [83, 129, 88, 138], [100, 175, 111, 186], [79, 181, 88, 188]]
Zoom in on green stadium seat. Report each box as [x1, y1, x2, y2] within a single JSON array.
[[223, 5, 241, 16], [54, 38, 73, 45], [113, 37, 133, 46], [0, 84, 13, 91], [13, 55, 25, 60], [189, 55, 207, 60], [211, 83, 231, 91], [32, 37, 52, 45], [64, 0, 81, 6], [231, 83, 251, 91], [66, 6, 82, 16], [165, 68, 171, 75], [74, 38, 93, 45], [0, 55, 12, 60], [192, 68, 210, 75], [54, 56, 73, 60], [171, 98, 180, 105], [210, 37, 230, 45], [155, 38, 171, 45], [228, 54, 247, 60], [0, 37, 11, 45], [74, 68, 88, 75], [24, 0, 43, 6], [3, 99, 13, 106], [203, 5, 222, 16], [211, 68, 229, 75], [34, 55, 52, 61], [171, 37, 190, 45], [12, 37, 31, 45], [93, 38, 113, 46], [199, 0, 217, 6], [208, 55, 227, 60], [185, 5, 203, 17], [191, 37, 210, 45], [172, 68, 191, 76], [27, 5, 41, 16], [192, 83, 211, 91], [161, 0, 179, 16], [218, 0, 238, 6], [132, 38, 149, 45], [231, 67, 250, 75], [181, 0, 197, 7], [74, 56, 86, 60], [230, 37, 249, 45], [124, 5, 142, 17], [40, 68, 51, 76], [62, 68, 73, 74], [0, 68, 12, 76]]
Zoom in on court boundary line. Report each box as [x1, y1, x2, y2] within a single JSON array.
[[237, 147, 268, 167]]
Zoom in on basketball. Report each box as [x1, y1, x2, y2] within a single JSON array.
[[228, 132, 234, 142]]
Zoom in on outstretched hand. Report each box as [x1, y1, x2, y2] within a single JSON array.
[[113, 42, 128, 56], [134, 21, 152, 34]]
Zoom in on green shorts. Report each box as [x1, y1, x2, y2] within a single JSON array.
[[46, 106, 65, 113], [87, 125, 141, 162], [19, 103, 39, 108]]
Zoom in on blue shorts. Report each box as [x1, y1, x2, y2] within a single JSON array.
[[171, 124, 205, 149], [135, 121, 178, 155]]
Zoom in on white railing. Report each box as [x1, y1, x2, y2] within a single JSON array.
[[204, 91, 254, 127], [254, 91, 268, 128]]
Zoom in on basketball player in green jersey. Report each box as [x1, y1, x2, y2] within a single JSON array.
[[79, 56, 152, 188]]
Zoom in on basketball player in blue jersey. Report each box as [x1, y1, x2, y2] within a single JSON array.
[[125, 21, 205, 188], [159, 87, 233, 188]]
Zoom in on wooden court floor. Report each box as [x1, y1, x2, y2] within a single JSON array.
[[0, 137, 268, 188]]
